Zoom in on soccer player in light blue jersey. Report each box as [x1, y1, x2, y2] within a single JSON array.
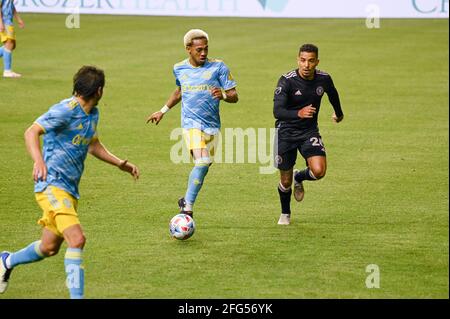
[[0, 66, 140, 298], [0, 0, 24, 78], [147, 29, 238, 217]]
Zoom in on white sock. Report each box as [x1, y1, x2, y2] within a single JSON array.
[[185, 202, 193, 211], [278, 182, 291, 192]]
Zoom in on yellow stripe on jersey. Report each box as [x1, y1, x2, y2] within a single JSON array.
[[68, 99, 78, 109]]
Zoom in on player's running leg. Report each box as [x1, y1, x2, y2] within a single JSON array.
[[0, 229, 64, 294], [63, 224, 86, 299], [293, 168, 305, 202], [2, 40, 21, 78], [180, 148, 211, 217], [278, 169, 293, 225], [293, 156, 326, 201]]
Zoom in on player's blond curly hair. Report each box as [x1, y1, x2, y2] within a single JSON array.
[[183, 29, 209, 47]]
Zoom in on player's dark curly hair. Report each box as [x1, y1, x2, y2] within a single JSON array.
[[299, 44, 319, 57], [72, 66, 105, 100]]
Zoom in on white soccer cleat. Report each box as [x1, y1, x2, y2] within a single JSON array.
[[293, 169, 305, 202], [3, 70, 22, 78], [0, 251, 13, 294], [277, 214, 291, 225]]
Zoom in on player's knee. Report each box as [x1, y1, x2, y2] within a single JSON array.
[[67, 234, 86, 249], [280, 176, 293, 188], [5, 40, 15, 51], [310, 166, 326, 179]]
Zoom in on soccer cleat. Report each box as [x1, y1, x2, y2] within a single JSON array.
[[293, 169, 305, 202], [3, 70, 22, 78], [0, 251, 13, 294], [178, 197, 193, 217], [277, 214, 291, 225]]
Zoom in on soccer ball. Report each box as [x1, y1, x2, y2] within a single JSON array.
[[169, 213, 196, 240]]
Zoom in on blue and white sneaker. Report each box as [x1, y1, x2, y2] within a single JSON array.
[[0, 251, 13, 294]]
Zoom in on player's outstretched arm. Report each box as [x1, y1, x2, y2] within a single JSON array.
[[88, 139, 140, 180], [146, 87, 182, 125], [24, 124, 47, 182]]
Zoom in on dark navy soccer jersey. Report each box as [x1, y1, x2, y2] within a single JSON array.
[[273, 69, 343, 140]]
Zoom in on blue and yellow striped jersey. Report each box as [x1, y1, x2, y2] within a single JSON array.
[[34, 97, 99, 199], [173, 58, 236, 135], [0, 0, 15, 25]]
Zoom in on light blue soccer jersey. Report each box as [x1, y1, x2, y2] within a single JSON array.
[[0, 0, 15, 25], [34, 97, 99, 199], [173, 58, 237, 135]]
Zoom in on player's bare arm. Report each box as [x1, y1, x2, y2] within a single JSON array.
[[13, 9, 25, 28], [210, 87, 238, 103], [88, 139, 140, 180], [297, 104, 316, 118], [147, 87, 182, 125], [0, 11, 4, 32], [24, 123, 47, 182]]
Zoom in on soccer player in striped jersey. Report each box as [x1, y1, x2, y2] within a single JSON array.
[[147, 29, 238, 217], [0, 0, 24, 78], [273, 44, 344, 225], [0, 66, 140, 298]]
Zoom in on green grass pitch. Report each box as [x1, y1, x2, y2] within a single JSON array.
[[0, 14, 448, 298]]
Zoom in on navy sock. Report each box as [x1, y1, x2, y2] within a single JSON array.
[[278, 183, 292, 214], [294, 167, 317, 183]]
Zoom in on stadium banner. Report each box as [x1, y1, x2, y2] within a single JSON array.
[[15, 0, 449, 18]]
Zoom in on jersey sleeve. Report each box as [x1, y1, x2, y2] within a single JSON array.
[[218, 62, 237, 91], [325, 75, 344, 117], [35, 104, 71, 133], [173, 68, 181, 87], [273, 76, 299, 121]]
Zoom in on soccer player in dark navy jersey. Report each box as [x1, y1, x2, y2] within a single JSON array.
[[273, 44, 344, 225]]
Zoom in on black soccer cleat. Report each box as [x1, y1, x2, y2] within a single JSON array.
[[178, 197, 194, 217]]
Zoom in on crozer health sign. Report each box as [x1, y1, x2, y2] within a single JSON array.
[[15, 0, 449, 18]]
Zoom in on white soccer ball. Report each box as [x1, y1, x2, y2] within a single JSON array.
[[169, 213, 196, 240]]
